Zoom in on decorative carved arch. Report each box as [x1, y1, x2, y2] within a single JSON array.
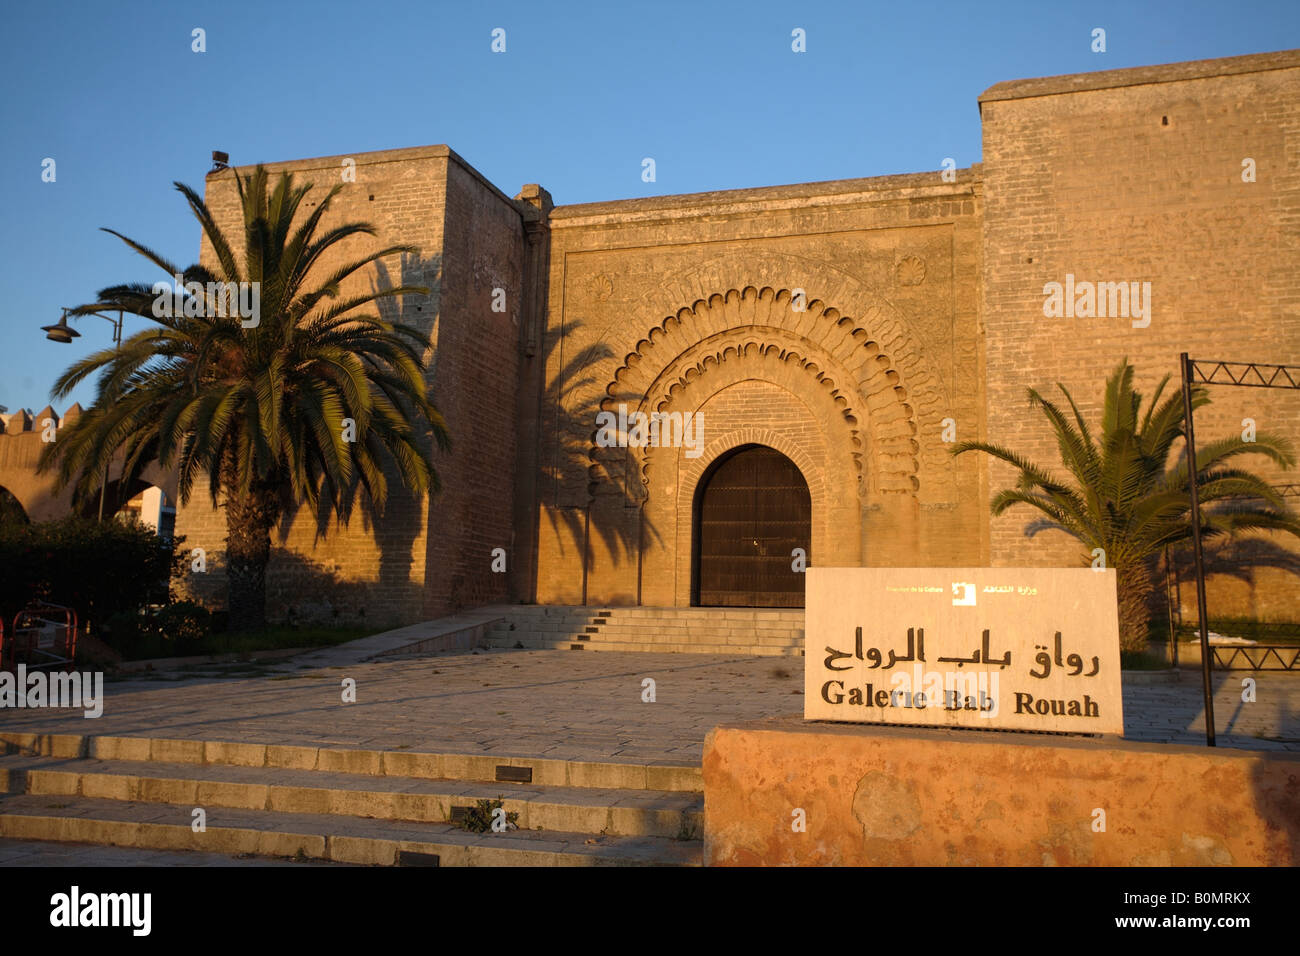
[[629, 333, 864, 495], [680, 427, 826, 514], [598, 286, 936, 499]]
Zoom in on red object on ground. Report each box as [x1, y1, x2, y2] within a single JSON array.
[[5, 602, 78, 670]]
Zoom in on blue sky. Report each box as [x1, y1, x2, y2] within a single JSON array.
[[1, 0, 1297, 413]]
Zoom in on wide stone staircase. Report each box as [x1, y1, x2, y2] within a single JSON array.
[[484, 605, 806, 656], [0, 732, 702, 866]]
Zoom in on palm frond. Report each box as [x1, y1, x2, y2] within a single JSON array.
[[44, 164, 447, 531]]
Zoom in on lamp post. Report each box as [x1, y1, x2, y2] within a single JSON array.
[[40, 307, 125, 521]]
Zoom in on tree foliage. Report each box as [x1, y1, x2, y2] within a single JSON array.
[[952, 359, 1299, 651], [39, 167, 449, 629]]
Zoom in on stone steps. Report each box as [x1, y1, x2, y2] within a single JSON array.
[[0, 732, 703, 866], [0, 795, 700, 867], [0, 756, 702, 839], [557, 622, 803, 633], [498, 629, 803, 644], [510, 639, 804, 657], [502, 636, 803, 654], [0, 732, 701, 791], [486, 605, 806, 656]]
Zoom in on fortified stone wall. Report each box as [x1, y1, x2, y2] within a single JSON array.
[[0, 406, 79, 522], [979, 50, 1300, 620], [0, 405, 175, 524], [176, 146, 524, 628], [530, 170, 987, 606], [33, 48, 1299, 629], [418, 156, 526, 616]]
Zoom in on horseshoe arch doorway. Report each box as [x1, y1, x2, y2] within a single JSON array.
[[691, 444, 811, 607]]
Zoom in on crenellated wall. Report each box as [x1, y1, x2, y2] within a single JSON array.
[[0, 404, 175, 522]]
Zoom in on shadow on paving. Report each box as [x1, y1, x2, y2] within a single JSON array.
[[1, 648, 1296, 760], [0, 649, 807, 760]]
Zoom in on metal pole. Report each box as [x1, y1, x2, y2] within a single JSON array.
[[1170, 542, 1180, 668], [1164, 545, 1176, 666], [96, 311, 124, 523], [1180, 353, 1216, 746]]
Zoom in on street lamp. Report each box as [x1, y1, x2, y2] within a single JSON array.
[[40, 307, 125, 520], [43, 307, 123, 347], [40, 312, 81, 344]]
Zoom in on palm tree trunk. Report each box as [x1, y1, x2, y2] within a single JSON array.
[[225, 485, 278, 632], [1114, 563, 1155, 654]]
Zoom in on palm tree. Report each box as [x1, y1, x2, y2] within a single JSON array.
[[951, 359, 1299, 652], [40, 166, 450, 631]]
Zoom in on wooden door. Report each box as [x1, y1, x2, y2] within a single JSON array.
[[694, 445, 811, 607]]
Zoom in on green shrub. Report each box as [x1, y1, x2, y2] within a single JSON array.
[[0, 515, 184, 633], [154, 601, 212, 647], [104, 601, 212, 659], [102, 610, 163, 660], [452, 798, 519, 833]]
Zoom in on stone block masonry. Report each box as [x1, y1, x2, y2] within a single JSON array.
[[175, 145, 524, 627], [979, 50, 1300, 619], [152, 49, 1300, 629]]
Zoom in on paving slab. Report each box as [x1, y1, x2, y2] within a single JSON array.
[[1, 649, 1295, 761]]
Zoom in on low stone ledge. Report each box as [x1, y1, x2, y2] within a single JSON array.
[[703, 716, 1300, 866]]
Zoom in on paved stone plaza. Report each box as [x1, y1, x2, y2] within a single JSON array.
[[0, 648, 1295, 758]]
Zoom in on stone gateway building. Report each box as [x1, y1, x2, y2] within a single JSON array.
[[171, 49, 1300, 629]]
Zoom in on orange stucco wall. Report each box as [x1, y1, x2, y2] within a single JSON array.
[[703, 717, 1300, 865]]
